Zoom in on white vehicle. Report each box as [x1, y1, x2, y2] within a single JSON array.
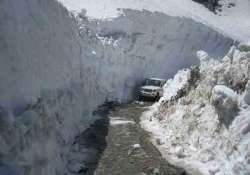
[[139, 78, 166, 101]]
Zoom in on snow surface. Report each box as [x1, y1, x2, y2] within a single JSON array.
[[244, 81, 250, 105], [57, 0, 250, 41], [141, 45, 250, 175], [160, 69, 191, 102], [76, 8, 233, 101], [212, 85, 238, 101], [110, 117, 135, 125], [0, 0, 243, 174]]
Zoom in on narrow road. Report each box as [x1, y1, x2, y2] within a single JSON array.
[[93, 102, 186, 175]]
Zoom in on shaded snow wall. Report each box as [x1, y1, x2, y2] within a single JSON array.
[[0, 0, 83, 114], [0, 1, 233, 175], [0, 0, 103, 174], [83, 9, 234, 101]]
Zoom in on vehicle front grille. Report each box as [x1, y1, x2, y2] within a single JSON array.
[[142, 89, 152, 93]]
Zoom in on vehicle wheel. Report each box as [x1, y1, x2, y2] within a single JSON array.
[[155, 93, 160, 101], [139, 95, 144, 101]]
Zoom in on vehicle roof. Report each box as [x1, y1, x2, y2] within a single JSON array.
[[146, 77, 166, 81]]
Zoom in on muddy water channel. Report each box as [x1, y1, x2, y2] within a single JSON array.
[[87, 102, 187, 175]]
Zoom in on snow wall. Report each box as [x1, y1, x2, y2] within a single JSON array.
[[0, 0, 233, 174]]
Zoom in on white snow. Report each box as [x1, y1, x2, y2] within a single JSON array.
[[97, 36, 120, 47], [57, 0, 250, 41], [132, 144, 141, 149], [141, 45, 250, 175], [244, 81, 250, 105], [160, 69, 190, 102], [110, 117, 135, 125], [0, 0, 246, 174], [197, 51, 209, 62], [212, 85, 238, 101]]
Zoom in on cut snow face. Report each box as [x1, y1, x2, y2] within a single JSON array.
[[0, 0, 245, 175], [141, 45, 250, 175], [75, 8, 233, 102], [58, 0, 250, 41]]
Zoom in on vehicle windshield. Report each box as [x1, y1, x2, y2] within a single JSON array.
[[144, 79, 161, 87]]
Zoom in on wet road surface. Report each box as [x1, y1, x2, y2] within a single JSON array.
[[93, 102, 186, 175]]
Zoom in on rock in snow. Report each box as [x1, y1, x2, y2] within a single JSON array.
[[238, 41, 250, 52]]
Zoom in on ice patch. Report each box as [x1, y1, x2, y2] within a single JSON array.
[[110, 117, 135, 125]]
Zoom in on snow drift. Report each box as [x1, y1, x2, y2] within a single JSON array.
[[141, 42, 250, 175]]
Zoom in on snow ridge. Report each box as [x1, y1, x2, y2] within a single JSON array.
[[58, 0, 250, 41], [141, 42, 250, 175]]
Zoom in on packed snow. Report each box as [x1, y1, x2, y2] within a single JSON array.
[[141, 42, 250, 175], [0, 1, 231, 174], [0, 0, 248, 174], [76, 8, 233, 101], [58, 0, 250, 41], [160, 69, 191, 102], [110, 117, 135, 125]]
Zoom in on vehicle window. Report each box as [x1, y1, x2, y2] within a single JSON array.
[[161, 82, 165, 87], [145, 79, 161, 87]]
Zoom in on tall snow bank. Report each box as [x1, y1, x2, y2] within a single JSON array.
[[81, 9, 233, 102], [0, 1, 236, 174], [70, 9, 233, 104], [0, 0, 82, 114], [58, 0, 250, 41], [0, 0, 103, 174], [141, 43, 250, 175]]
